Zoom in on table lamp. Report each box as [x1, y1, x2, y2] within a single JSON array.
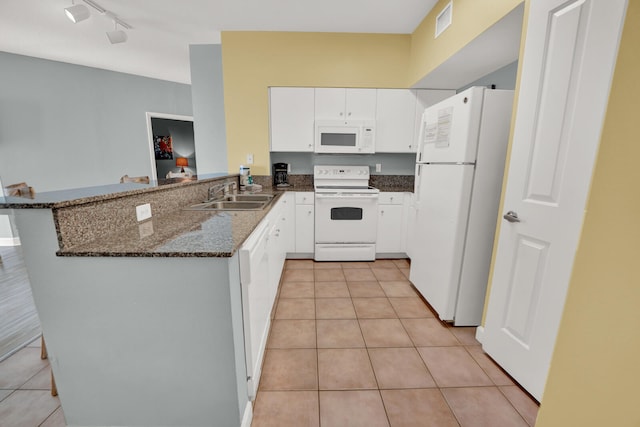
[[176, 157, 188, 173]]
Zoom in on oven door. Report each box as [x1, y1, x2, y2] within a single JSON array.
[[314, 192, 379, 243]]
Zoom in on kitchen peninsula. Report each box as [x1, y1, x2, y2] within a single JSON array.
[[0, 174, 274, 427]]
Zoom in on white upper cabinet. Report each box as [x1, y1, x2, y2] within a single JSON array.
[[269, 87, 454, 154], [315, 88, 376, 120], [269, 87, 315, 152], [375, 89, 417, 153]]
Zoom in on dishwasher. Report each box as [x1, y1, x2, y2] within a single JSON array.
[[238, 221, 270, 399]]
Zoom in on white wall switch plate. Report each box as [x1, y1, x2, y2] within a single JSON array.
[[375, 163, 382, 172], [246, 154, 254, 164], [136, 203, 152, 222]]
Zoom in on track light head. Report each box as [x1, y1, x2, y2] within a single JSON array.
[[65, 4, 90, 23], [106, 30, 127, 44]]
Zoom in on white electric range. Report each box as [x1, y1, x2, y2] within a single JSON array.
[[313, 165, 380, 261]]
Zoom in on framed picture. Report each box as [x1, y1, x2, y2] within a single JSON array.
[[153, 135, 173, 160]]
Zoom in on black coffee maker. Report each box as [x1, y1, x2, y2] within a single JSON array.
[[273, 163, 290, 187]]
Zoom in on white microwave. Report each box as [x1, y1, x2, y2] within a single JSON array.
[[314, 120, 375, 154]]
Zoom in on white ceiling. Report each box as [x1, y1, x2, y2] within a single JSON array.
[[0, 0, 439, 84]]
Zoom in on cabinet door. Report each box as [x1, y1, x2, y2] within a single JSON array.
[[280, 193, 295, 253], [375, 89, 416, 153], [315, 88, 345, 119], [315, 88, 377, 120], [412, 89, 456, 152], [295, 204, 315, 253], [270, 87, 315, 152], [377, 204, 404, 253], [345, 89, 377, 119]]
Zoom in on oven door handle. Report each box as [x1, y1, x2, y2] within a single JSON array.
[[315, 193, 379, 199]]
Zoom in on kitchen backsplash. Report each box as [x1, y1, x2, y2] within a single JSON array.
[[252, 174, 413, 192]]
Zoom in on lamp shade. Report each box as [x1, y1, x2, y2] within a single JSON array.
[[176, 158, 188, 167], [65, 4, 90, 23], [106, 29, 127, 44]]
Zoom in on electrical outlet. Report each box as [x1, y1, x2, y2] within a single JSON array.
[[136, 203, 152, 222], [246, 153, 254, 164], [376, 163, 382, 172], [138, 221, 154, 238]]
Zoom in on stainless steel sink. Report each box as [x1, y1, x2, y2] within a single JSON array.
[[221, 194, 274, 202], [184, 193, 276, 211]]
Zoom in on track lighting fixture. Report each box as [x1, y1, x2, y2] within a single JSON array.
[[64, 0, 132, 44], [107, 24, 128, 44], [64, 2, 90, 23]]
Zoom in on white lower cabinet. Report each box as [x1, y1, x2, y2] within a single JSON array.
[[294, 192, 315, 254], [377, 192, 407, 254]]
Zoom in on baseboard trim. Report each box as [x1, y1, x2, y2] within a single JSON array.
[[241, 400, 253, 427], [0, 237, 20, 247], [475, 326, 485, 344]]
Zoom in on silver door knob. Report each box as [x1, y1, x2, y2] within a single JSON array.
[[503, 211, 520, 223]]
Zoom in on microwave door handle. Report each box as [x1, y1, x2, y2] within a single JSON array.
[[415, 164, 422, 204]]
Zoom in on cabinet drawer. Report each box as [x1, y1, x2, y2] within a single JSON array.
[[295, 192, 314, 205], [378, 192, 404, 205]]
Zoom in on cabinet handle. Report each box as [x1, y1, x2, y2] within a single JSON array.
[[339, 112, 343, 116], [348, 112, 352, 116]]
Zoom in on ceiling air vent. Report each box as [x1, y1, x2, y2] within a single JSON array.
[[435, 1, 453, 38]]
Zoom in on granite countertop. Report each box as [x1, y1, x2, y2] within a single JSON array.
[[0, 173, 230, 209], [4, 174, 413, 259], [58, 193, 283, 258]]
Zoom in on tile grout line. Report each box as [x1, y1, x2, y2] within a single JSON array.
[[37, 404, 62, 427]]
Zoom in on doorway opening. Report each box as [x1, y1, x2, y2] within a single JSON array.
[[145, 112, 196, 181]]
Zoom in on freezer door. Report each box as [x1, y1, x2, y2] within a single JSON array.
[[409, 164, 475, 321], [416, 87, 484, 164]]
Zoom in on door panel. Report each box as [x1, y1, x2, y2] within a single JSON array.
[[503, 235, 548, 346], [482, 0, 627, 401]]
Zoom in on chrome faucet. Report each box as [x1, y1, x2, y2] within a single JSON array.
[[208, 181, 238, 200], [208, 184, 226, 200], [226, 182, 238, 195]]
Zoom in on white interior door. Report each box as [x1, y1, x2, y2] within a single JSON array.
[[482, 0, 628, 401]]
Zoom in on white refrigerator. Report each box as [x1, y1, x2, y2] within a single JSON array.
[[409, 87, 514, 326]]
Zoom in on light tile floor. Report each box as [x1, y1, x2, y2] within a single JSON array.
[[0, 258, 538, 427], [0, 338, 65, 427], [252, 259, 539, 427]]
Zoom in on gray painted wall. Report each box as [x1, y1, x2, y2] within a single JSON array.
[[270, 152, 417, 175], [151, 117, 197, 179], [0, 52, 192, 192], [457, 61, 519, 93], [190, 45, 229, 174]]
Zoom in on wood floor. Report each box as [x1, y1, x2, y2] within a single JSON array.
[[0, 246, 41, 361]]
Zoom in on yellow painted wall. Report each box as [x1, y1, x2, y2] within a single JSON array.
[[408, 0, 523, 86], [220, 32, 410, 175], [535, 2, 640, 425]]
